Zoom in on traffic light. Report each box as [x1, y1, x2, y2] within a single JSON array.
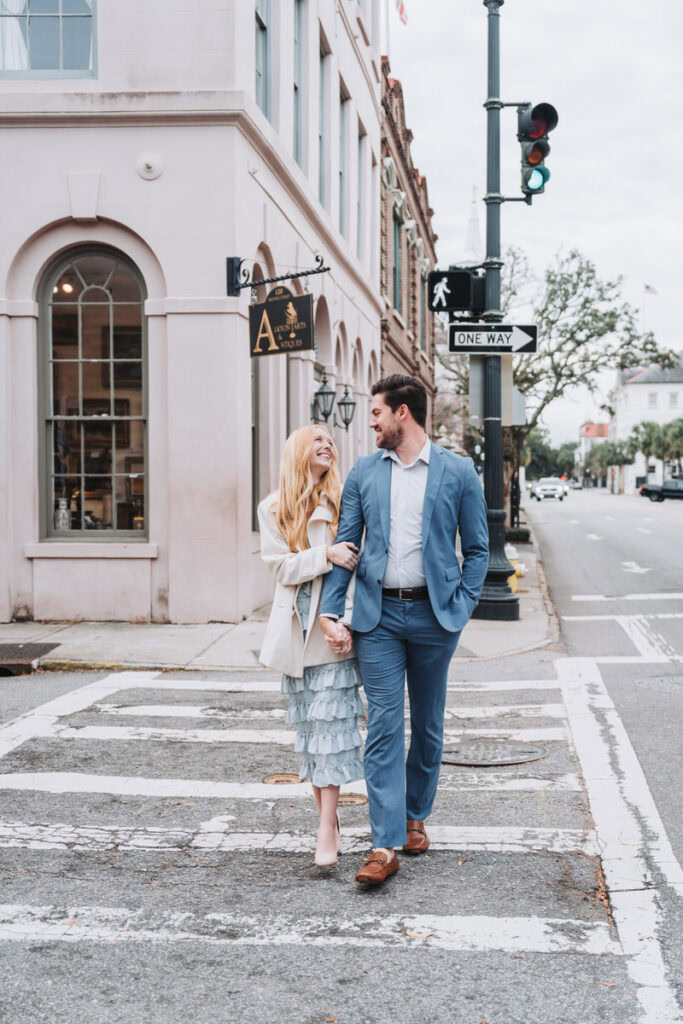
[[517, 102, 558, 196]]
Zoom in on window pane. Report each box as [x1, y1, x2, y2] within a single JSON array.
[[115, 475, 145, 531], [112, 306, 142, 358], [0, 15, 28, 71], [115, 419, 144, 475], [81, 367, 110, 415], [30, 0, 59, 12], [51, 306, 78, 358], [63, 0, 92, 12], [74, 256, 116, 288], [53, 479, 79, 532], [53, 419, 81, 474], [81, 285, 110, 304], [84, 421, 113, 475], [108, 264, 142, 302], [53, 361, 79, 415], [63, 14, 91, 69], [52, 266, 83, 302], [82, 302, 110, 360], [114, 363, 142, 415], [29, 15, 59, 69], [83, 477, 114, 530]]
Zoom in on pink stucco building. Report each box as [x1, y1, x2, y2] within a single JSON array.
[[0, 1, 382, 623]]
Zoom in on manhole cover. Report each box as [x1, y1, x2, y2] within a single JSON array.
[[0, 642, 60, 676], [635, 675, 683, 696], [337, 792, 367, 806], [262, 772, 302, 785], [442, 741, 548, 767]]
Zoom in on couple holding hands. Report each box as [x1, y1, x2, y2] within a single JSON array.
[[258, 374, 489, 886]]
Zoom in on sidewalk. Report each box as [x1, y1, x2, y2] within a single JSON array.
[[0, 549, 557, 674]]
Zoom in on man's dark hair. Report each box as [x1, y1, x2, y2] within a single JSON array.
[[371, 374, 428, 428]]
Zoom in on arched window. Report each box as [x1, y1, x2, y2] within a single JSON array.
[[40, 248, 147, 537]]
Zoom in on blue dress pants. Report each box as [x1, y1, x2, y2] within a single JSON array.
[[355, 596, 461, 849]]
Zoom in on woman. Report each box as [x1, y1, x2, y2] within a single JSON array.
[[258, 425, 363, 867]]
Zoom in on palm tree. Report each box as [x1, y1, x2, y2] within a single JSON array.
[[626, 421, 664, 478], [663, 418, 683, 476]]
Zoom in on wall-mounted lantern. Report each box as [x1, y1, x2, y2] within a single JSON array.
[[311, 375, 356, 431]]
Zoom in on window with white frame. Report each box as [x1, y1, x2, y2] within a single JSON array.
[[255, 0, 271, 120], [392, 212, 402, 313], [0, 0, 95, 77], [648, 392, 657, 409], [356, 123, 366, 261], [293, 0, 304, 165], [318, 38, 328, 206], [670, 392, 679, 408], [339, 84, 349, 236], [41, 250, 147, 538]]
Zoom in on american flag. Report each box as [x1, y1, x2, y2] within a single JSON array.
[[396, 1, 407, 25]]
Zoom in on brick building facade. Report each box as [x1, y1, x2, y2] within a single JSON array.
[[379, 57, 438, 430]]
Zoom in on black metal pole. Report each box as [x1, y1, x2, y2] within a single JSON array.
[[472, 0, 519, 621]]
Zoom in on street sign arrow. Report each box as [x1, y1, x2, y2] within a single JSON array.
[[448, 324, 537, 354]]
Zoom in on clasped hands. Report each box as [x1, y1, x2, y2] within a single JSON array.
[[319, 616, 353, 654]]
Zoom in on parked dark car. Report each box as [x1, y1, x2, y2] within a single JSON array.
[[639, 479, 683, 502]]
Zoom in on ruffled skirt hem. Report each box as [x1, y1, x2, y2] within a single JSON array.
[[299, 753, 364, 787]]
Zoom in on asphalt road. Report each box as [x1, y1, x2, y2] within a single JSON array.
[[0, 490, 681, 1024]]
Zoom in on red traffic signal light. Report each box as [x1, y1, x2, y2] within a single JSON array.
[[518, 102, 558, 196]]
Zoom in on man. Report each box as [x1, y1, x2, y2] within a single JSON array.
[[320, 374, 488, 886]]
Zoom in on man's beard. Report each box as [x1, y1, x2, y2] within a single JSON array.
[[376, 424, 403, 450]]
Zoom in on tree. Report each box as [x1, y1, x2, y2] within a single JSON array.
[[594, 440, 634, 493], [437, 248, 677, 441], [522, 427, 556, 479], [626, 421, 664, 469], [664, 418, 683, 474], [555, 442, 578, 477]]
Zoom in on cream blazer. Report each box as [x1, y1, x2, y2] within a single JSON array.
[[257, 494, 355, 678]]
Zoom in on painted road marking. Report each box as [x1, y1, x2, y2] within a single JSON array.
[[571, 593, 683, 603], [0, 904, 621, 955], [563, 613, 683, 622], [0, 770, 582, 798], [637, 527, 652, 535], [447, 679, 561, 692], [557, 658, 683, 1022], [586, 534, 603, 541], [21, 722, 570, 746], [94, 704, 289, 720], [444, 703, 566, 720], [621, 561, 651, 575], [0, 820, 598, 856]]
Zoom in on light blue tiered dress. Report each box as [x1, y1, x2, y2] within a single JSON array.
[[281, 581, 364, 787]]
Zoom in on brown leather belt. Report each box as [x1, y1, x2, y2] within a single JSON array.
[[382, 586, 429, 601]]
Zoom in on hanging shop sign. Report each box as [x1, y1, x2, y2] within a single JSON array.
[[248, 286, 314, 358]]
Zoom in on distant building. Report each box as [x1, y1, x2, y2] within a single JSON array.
[[379, 57, 437, 431], [609, 355, 683, 492], [578, 422, 609, 479]]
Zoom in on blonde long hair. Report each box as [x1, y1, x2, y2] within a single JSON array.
[[274, 425, 342, 552]]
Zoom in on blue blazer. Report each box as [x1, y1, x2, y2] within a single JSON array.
[[320, 442, 489, 633]]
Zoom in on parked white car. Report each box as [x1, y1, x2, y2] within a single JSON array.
[[535, 477, 565, 501]]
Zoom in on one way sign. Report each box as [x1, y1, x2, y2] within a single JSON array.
[[448, 324, 537, 354]]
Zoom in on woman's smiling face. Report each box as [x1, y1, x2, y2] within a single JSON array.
[[309, 428, 335, 480]]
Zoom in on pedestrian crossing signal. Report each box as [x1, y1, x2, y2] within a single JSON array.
[[518, 102, 558, 196]]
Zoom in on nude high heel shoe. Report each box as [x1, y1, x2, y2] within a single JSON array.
[[314, 821, 339, 867]]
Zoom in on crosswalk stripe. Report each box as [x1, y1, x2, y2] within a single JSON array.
[[0, 770, 581, 798], [31, 723, 569, 745], [0, 820, 598, 856], [94, 702, 567, 722], [0, 904, 621, 954]]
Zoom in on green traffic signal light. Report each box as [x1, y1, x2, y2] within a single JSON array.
[[518, 102, 558, 197]]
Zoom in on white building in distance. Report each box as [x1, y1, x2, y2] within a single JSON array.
[[0, 1, 383, 624], [609, 355, 683, 492]]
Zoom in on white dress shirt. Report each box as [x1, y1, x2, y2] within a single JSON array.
[[382, 436, 430, 589]]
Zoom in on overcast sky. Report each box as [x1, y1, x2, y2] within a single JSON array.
[[387, 0, 683, 444]]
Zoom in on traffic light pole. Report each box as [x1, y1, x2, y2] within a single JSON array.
[[472, 0, 519, 621]]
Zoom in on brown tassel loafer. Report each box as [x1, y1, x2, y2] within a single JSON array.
[[355, 850, 400, 886], [402, 819, 430, 855]]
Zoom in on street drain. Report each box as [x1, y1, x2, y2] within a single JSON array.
[[442, 741, 548, 767], [338, 793, 367, 806], [0, 642, 61, 676], [262, 772, 302, 785]]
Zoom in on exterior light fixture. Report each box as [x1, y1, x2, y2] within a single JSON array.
[[310, 376, 357, 431]]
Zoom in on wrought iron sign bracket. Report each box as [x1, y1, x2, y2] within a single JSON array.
[[227, 254, 330, 296]]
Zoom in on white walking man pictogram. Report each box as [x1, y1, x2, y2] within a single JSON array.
[[432, 276, 451, 308]]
